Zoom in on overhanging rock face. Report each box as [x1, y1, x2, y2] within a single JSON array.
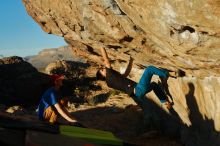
[[23, 0, 220, 145], [22, 0, 220, 77]]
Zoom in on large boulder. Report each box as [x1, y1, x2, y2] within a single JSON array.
[[22, 0, 220, 77], [0, 56, 50, 106], [22, 1, 220, 145], [45, 60, 89, 78]]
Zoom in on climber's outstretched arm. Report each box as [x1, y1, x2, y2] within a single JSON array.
[[100, 47, 111, 68]]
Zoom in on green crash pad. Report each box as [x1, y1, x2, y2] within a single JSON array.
[[26, 130, 102, 146], [60, 125, 124, 146], [0, 114, 133, 146]]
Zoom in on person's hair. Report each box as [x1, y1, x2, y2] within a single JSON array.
[[96, 70, 105, 81]]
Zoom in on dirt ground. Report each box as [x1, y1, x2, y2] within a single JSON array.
[[67, 92, 182, 146], [0, 73, 183, 146]]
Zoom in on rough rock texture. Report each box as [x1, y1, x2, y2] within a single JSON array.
[[22, 0, 220, 77], [22, 0, 220, 145], [146, 76, 220, 146], [0, 56, 50, 106]]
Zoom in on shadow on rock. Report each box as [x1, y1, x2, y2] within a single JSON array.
[[61, 76, 102, 104], [0, 56, 50, 107], [69, 82, 220, 146], [132, 82, 220, 146], [181, 83, 220, 146]]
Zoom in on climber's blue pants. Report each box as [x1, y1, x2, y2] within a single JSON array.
[[134, 66, 168, 103]]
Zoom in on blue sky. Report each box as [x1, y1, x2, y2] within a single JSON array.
[[0, 1, 66, 57]]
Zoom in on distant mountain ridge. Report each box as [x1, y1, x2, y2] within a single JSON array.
[[25, 46, 85, 71]]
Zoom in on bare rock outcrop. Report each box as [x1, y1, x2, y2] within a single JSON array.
[[22, 0, 220, 145], [0, 56, 50, 106], [145, 76, 220, 146], [45, 60, 88, 78], [22, 0, 220, 77]]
